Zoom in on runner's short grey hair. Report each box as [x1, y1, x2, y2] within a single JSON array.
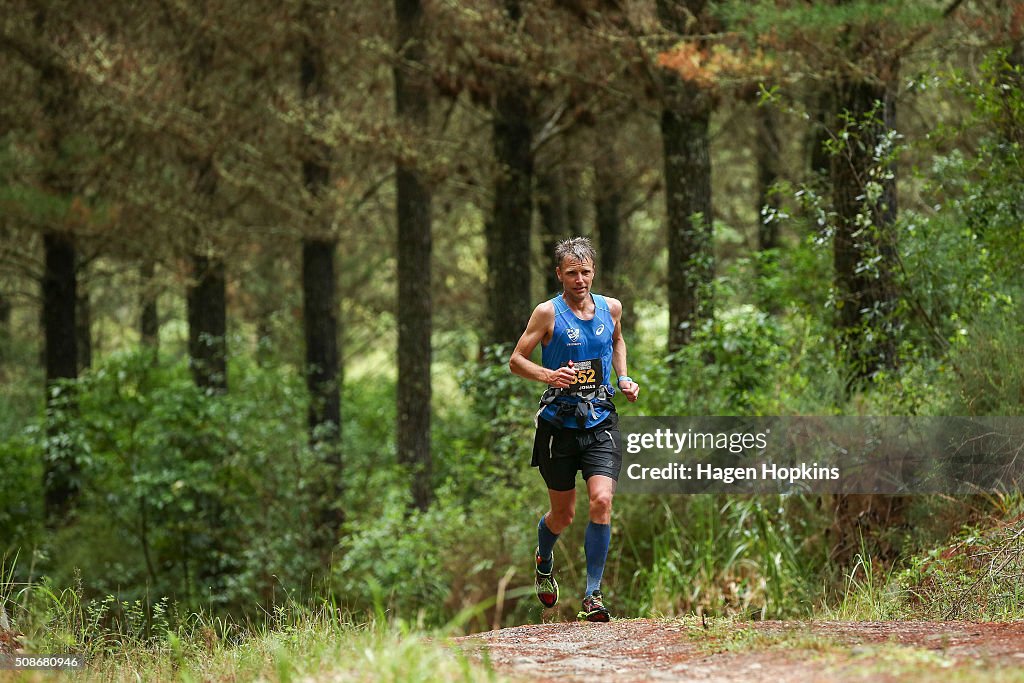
[[555, 236, 597, 268]]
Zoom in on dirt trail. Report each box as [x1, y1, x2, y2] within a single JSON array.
[[455, 618, 1024, 682]]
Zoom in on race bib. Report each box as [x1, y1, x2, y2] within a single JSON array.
[[568, 358, 603, 394]]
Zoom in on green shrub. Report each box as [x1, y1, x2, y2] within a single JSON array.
[[640, 304, 789, 415]]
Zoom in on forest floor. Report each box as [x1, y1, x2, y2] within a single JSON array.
[[454, 618, 1024, 682]]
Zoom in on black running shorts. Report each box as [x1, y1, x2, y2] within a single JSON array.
[[531, 412, 622, 492]]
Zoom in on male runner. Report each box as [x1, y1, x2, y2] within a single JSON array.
[[509, 236, 640, 622]]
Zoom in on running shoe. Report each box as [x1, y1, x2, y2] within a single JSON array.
[[577, 589, 611, 622], [535, 548, 558, 608]]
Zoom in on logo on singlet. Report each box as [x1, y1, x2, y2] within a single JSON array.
[[595, 324, 605, 336], [567, 328, 581, 342]]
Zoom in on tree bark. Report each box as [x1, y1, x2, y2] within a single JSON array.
[[537, 167, 568, 297], [395, 0, 433, 512], [661, 86, 713, 351], [658, 0, 714, 353], [486, 0, 533, 349], [830, 76, 899, 379], [76, 276, 91, 372], [594, 156, 636, 331], [0, 294, 11, 360], [183, 23, 227, 392], [594, 160, 624, 295], [807, 87, 833, 179], [755, 104, 782, 251], [301, 239, 343, 550], [565, 164, 585, 239], [42, 231, 79, 523], [35, 3, 81, 524], [180, 26, 227, 391], [140, 261, 159, 350], [300, 5, 344, 550], [187, 249, 227, 392], [302, 239, 340, 442]]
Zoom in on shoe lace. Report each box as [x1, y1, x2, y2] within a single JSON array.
[[586, 592, 605, 610]]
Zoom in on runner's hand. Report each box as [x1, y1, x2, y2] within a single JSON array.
[[618, 379, 640, 402], [548, 363, 576, 389]]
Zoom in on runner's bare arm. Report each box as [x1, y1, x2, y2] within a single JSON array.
[[509, 302, 576, 388], [608, 297, 639, 402]]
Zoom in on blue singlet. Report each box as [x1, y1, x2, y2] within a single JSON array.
[[538, 293, 615, 429]]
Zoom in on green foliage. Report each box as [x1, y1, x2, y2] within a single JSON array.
[[622, 495, 828, 619], [943, 306, 1024, 415], [826, 495, 1024, 621], [456, 344, 535, 461], [0, 560, 503, 681], [718, 0, 943, 51], [333, 492, 452, 622], [9, 349, 323, 613], [0, 436, 43, 556], [333, 482, 535, 630], [640, 302, 789, 415]]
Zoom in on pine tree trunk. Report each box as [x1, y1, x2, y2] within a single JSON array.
[[182, 30, 227, 392], [826, 5, 906, 582], [394, 0, 433, 512], [565, 164, 584, 238], [76, 279, 91, 372], [140, 261, 159, 350], [35, 6, 82, 524], [830, 77, 899, 378], [661, 85, 713, 352], [594, 161, 623, 295], [658, 0, 714, 353], [755, 104, 781, 251], [301, 238, 344, 550], [302, 239, 340, 443], [807, 87, 833, 179], [0, 294, 11, 360], [187, 249, 227, 392], [486, 0, 533, 349], [300, 7, 344, 548], [538, 168, 568, 297], [42, 231, 79, 523], [594, 158, 635, 331]]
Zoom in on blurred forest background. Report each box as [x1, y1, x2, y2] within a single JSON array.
[[1, 0, 1024, 638]]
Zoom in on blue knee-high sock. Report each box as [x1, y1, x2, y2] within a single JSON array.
[[584, 521, 611, 596], [537, 515, 560, 574]]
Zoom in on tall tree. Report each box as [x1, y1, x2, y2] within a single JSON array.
[[729, 0, 960, 562], [594, 153, 624, 296], [184, 31, 228, 393], [657, 0, 715, 352], [300, 1, 343, 551], [186, 247, 227, 391], [0, 291, 9, 372], [807, 88, 834, 179], [537, 164, 569, 297], [0, 294, 9, 339], [42, 231, 78, 522], [139, 261, 159, 350], [755, 103, 782, 251], [829, 68, 900, 378], [18, 6, 84, 523], [593, 145, 643, 332], [485, 0, 534, 349], [394, 0, 434, 512], [75, 262, 91, 371]]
